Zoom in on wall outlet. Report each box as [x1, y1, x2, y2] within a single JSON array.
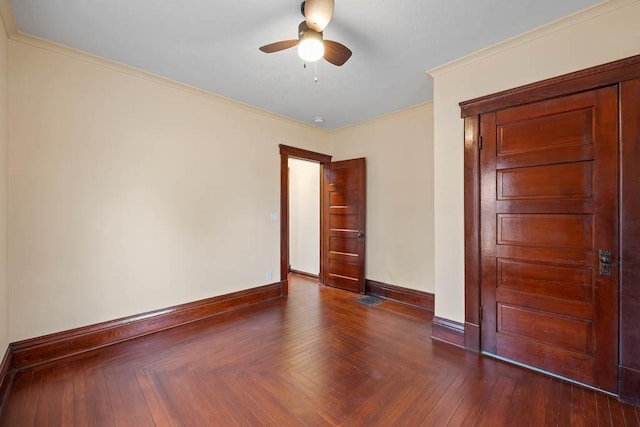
[[266, 270, 273, 281]]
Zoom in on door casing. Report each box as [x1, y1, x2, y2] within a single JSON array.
[[479, 86, 619, 391], [279, 145, 332, 296]]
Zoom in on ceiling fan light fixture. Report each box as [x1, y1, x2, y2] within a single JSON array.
[[298, 31, 324, 62], [259, 1, 351, 67]]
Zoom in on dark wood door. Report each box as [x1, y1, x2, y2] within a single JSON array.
[[480, 86, 619, 392], [322, 158, 366, 293]]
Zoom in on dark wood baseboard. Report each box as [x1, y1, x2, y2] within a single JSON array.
[[431, 316, 465, 348], [464, 322, 480, 352], [0, 347, 14, 413], [365, 280, 434, 312], [620, 365, 640, 406], [289, 270, 319, 279], [11, 282, 282, 370]]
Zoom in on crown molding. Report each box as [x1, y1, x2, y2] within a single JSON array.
[[427, 0, 639, 78], [0, 0, 16, 38], [333, 100, 433, 132], [6, 29, 330, 134], [9, 27, 430, 136], [0, 0, 328, 132]]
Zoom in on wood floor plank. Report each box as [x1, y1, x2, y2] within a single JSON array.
[[622, 403, 640, 427], [410, 370, 468, 425], [475, 373, 518, 427], [509, 372, 543, 426], [83, 366, 117, 426], [2, 369, 39, 426], [448, 371, 500, 425], [571, 384, 588, 427], [151, 367, 223, 426], [1, 273, 637, 426], [371, 380, 430, 426], [611, 396, 629, 426], [595, 390, 614, 427], [134, 369, 182, 427], [544, 377, 564, 426], [218, 373, 280, 427], [72, 363, 89, 426], [583, 389, 598, 427], [60, 367, 75, 426], [398, 370, 458, 425], [555, 380, 574, 426], [251, 370, 335, 426], [34, 366, 65, 426], [240, 374, 306, 425], [103, 365, 155, 427]]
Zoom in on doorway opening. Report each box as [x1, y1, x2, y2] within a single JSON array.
[[288, 158, 321, 279], [279, 145, 332, 296], [280, 144, 367, 296]]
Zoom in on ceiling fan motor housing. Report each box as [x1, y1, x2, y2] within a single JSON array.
[[298, 21, 322, 39]]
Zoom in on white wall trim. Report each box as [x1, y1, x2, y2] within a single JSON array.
[[427, 0, 638, 78]]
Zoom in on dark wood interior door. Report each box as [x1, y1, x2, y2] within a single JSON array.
[[480, 86, 619, 392], [322, 158, 366, 293]]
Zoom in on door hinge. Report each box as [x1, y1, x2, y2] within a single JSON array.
[[479, 306, 483, 322], [479, 135, 483, 150]]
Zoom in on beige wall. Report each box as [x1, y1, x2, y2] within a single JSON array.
[[0, 13, 8, 352], [8, 37, 328, 341], [330, 103, 434, 293], [289, 158, 320, 275], [6, 33, 436, 342], [430, 0, 640, 322]]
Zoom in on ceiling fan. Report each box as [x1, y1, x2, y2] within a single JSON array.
[[259, 0, 352, 66]]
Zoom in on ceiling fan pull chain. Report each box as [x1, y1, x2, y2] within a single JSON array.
[[314, 61, 319, 83]]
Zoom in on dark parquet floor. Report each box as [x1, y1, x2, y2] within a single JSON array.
[[1, 274, 638, 426]]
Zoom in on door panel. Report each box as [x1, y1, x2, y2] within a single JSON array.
[[497, 305, 593, 354], [496, 259, 592, 303], [480, 87, 619, 392], [496, 214, 593, 248], [497, 107, 593, 153], [497, 162, 593, 200], [322, 158, 366, 293]]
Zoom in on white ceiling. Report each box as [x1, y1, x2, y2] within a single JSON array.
[[10, 0, 601, 129]]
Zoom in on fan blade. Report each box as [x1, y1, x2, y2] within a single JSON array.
[[259, 40, 298, 53], [323, 40, 352, 66], [304, 0, 334, 32]]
